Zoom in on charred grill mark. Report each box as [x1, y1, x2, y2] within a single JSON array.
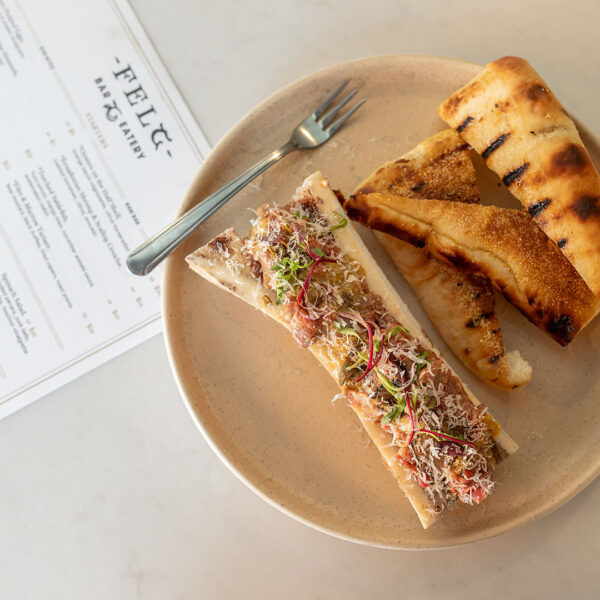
[[557, 238, 567, 248], [440, 250, 480, 273], [343, 196, 370, 223], [571, 195, 600, 221], [411, 237, 426, 248], [466, 320, 476, 328], [333, 189, 346, 205], [528, 198, 551, 217], [550, 143, 588, 176], [374, 219, 426, 247], [502, 163, 529, 186], [456, 116, 473, 132], [346, 197, 428, 249], [547, 314, 577, 344], [481, 312, 494, 319], [482, 133, 510, 160], [489, 354, 501, 364], [410, 182, 424, 192]]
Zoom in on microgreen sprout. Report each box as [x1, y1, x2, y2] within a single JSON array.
[[338, 312, 378, 383], [328, 210, 348, 232], [386, 325, 409, 341], [416, 429, 476, 449], [271, 256, 309, 304]]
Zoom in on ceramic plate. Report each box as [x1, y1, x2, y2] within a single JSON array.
[[163, 55, 600, 548]]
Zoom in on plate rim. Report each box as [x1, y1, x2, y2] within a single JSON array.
[[162, 53, 600, 549]]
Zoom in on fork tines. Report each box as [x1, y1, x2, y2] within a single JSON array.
[[313, 80, 366, 133]]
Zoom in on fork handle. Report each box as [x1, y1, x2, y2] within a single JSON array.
[[126, 141, 298, 276]]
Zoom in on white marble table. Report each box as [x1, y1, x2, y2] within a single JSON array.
[[2, 1, 600, 597]]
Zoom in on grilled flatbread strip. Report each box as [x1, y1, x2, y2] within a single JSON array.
[[187, 171, 517, 529], [439, 56, 600, 297], [355, 129, 531, 389], [345, 192, 600, 345]]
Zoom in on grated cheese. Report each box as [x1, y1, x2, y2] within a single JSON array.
[[240, 188, 500, 513]]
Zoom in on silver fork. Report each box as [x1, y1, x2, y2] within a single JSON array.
[[126, 81, 365, 275]]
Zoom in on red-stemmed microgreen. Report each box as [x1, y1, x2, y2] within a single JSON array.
[[294, 227, 337, 264], [370, 348, 473, 453], [289, 227, 337, 312], [296, 260, 320, 310], [416, 429, 477, 449], [338, 312, 377, 383], [372, 334, 385, 369]]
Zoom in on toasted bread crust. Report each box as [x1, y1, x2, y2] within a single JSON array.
[[345, 192, 600, 345], [354, 129, 531, 388], [356, 130, 479, 203], [439, 56, 600, 297]]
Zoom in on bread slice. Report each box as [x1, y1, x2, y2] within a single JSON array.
[[354, 129, 531, 389], [187, 171, 517, 529], [439, 56, 600, 297], [345, 192, 600, 345]]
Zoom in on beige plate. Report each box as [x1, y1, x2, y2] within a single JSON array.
[[163, 55, 600, 548]]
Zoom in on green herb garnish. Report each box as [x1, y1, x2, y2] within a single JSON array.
[[415, 351, 429, 373], [375, 369, 397, 395], [375, 369, 407, 422], [386, 325, 409, 342], [329, 210, 348, 232], [382, 402, 405, 424], [270, 256, 312, 304], [337, 325, 363, 341]]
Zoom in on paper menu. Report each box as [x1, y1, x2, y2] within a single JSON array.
[[0, 0, 210, 419]]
